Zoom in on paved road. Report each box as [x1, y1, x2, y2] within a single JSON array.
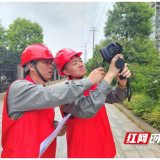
[[55, 103, 160, 158], [0, 79, 160, 158]]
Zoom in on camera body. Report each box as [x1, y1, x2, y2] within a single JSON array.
[[100, 42, 123, 63], [100, 42, 132, 101], [100, 42, 126, 80]]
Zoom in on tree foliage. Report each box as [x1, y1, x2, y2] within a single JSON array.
[[86, 36, 160, 100], [104, 2, 155, 39], [0, 22, 7, 48], [86, 2, 160, 101], [7, 18, 44, 54], [118, 37, 160, 100]]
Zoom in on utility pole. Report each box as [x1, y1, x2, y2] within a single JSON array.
[[81, 43, 88, 63], [90, 27, 98, 58]]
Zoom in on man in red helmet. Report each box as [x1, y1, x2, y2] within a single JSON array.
[[55, 48, 131, 158], [1, 43, 119, 158]]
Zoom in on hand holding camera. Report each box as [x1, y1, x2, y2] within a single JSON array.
[[103, 54, 123, 84], [100, 42, 127, 80], [88, 67, 105, 85], [107, 54, 124, 78], [99, 42, 132, 101]]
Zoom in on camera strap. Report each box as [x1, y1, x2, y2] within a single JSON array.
[[127, 78, 132, 101], [102, 59, 105, 67]]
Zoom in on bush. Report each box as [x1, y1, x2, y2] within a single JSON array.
[[122, 93, 160, 129], [123, 94, 156, 115], [142, 106, 160, 129]]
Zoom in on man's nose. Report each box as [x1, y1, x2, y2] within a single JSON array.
[[78, 62, 83, 67], [50, 64, 53, 69]]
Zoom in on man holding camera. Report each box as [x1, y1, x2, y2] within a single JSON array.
[[1, 43, 123, 158], [55, 48, 131, 158]]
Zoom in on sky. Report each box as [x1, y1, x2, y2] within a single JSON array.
[[0, 1, 114, 62]]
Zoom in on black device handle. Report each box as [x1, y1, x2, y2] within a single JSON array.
[[127, 78, 132, 101], [115, 58, 126, 80], [102, 59, 105, 67], [101, 59, 131, 101], [119, 68, 127, 80]]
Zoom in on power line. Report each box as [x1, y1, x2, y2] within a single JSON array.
[[96, 2, 113, 32], [88, 2, 107, 55], [85, 2, 114, 61], [90, 3, 98, 28], [87, 2, 113, 59], [95, 2, 113, 40], [87, 3, 100, 53], [81, 2, 86, 45], [96, 2, 108, 31], [86, 2, 99, 45], [86, 3, 100, 55], [92, 2, 100, 27]]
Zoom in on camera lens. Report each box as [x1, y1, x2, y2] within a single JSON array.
[[108, 46, 112, 52]]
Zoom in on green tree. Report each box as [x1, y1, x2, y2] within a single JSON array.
[[86, 37, 160, 97], [85, 6, 160, 136], [0, 21, 8, 65], [0, 22, 7, 48], [120, 37, 160, 100], [7, 18, 44, 53], [104, 2, 155, 39], [86, 2, 160, 100]]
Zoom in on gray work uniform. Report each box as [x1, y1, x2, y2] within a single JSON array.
[[7, 77, 127, 120]]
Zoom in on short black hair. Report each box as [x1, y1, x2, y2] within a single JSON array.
[[61, 63, 67, 73]]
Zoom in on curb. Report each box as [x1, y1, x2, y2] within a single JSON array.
[[114, 103, 160, 134]]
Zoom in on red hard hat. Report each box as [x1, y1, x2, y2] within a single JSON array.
[[55, 48, 82, 76], [20, 43, 54, 68]]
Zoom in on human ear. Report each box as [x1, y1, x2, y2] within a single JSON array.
[[28, 63, 34, 72], [63, 69, 70, 76]]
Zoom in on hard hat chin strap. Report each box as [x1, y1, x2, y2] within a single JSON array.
[[69, 75, 83, 80], [31, 61, 48, 83]]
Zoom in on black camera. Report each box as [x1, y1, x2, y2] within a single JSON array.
[[100, 42, 126, 80], [99, 41, 132, 101]]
